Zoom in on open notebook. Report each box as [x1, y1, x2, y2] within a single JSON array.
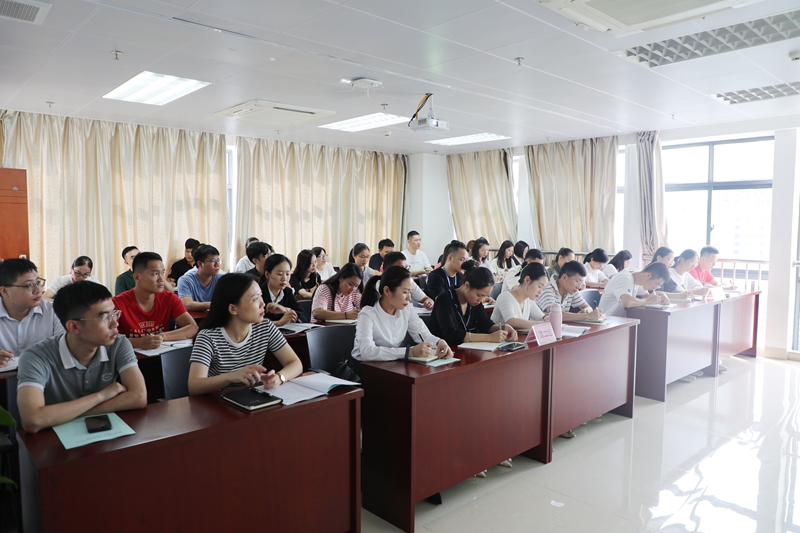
[[256, 373, 359, 406]]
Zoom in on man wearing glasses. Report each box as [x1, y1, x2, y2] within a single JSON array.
[[16, 281, 147, 433], [0, 259, 64, 368], [177, 244, 224, 312]]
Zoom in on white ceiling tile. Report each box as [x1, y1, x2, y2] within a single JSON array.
[[78, 6, 206, 49], [99, 0, 197, 18], [253, 52, 356, 83], [146, 53, 246, 83], [187, 0, 336, 33], [487, 32, 604, 69], [686, 70, 785, 95], [0, 45, 51, 72], [425, 53, 521, 82], [54, 33, 170, 70], [7, 88, 97, 110], [39, 0, 99, 31], [583, 68, 677, 94], [170, 11, 277, 42], [0, 19, 71, 54], [538, 51, 649, 83], [175, 31, 287, 68], [359, 33, 478, 69], [33, 56, 141, 92], [340, 0, 497, 31], [0, 67, 32, 88]]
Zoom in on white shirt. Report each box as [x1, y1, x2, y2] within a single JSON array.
[[584, 267, 608, 285], [669, 268, 702, 291], [598, 271, 637, 317], [402, 249, 431, 272], [48, 273, 102, 295], [234, 256, 255, 273], [0, 297, 65, 356], [492, 290, 545, 325], [351, 302, 440, 361], [318, 263, 336, 281], [378, 280, 427, 303], [502, 265, 522, 292], [601, 264, 619, 278]]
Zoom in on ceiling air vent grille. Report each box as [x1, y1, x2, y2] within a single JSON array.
[[0, 0, 51, 25], [214, 100, 335, 126], [714, 82, 800, 104]]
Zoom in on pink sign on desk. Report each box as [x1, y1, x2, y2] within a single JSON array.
[[525, 322, 557, 346]]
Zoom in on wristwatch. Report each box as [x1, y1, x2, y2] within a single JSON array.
[[277, 372, 286, 384]]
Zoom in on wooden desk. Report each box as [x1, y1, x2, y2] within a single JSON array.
[[18, 388, 363, 533], [360, 317, 638, 533], [626, 292, 759, 402]]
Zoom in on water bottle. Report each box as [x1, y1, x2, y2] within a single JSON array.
[[550, 304, 562, 339]]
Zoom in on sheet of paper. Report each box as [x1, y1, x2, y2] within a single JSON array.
[[567, 319, 608, 326], [458, 342, 501, 351], [0, 356, 19, 373], [422, 357, 460, 367], [292, 373, 359, 393], [135, 342, 193, 357], [561, 325, 589, 338], [52, 413, 135, 450], [413, 307, 432, 315], [325, 319, 357, 325], [256, 383, 326, 406], [277, 323, 322, 334]]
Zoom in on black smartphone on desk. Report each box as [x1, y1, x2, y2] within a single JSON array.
[[85, 414, 112, 433]]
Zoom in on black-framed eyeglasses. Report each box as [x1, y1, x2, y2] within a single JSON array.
[[7, 279, 46, 292], [75, 309, 122, 324], [72, 269, 92, 279]]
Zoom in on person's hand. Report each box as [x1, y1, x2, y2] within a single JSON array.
[[274, 313, 292, 326], [579, 306, 592, 314], [656, 292, 670, 304], [644, 293, 660, 305], [586, 308, 604, 321], [503, 324, 518, 341], [410, 342, 433, 359], [265, 302, 288, 315], [424, 266, 434, 273], [435, 340, 454, 359], [298, 289, 313, 299], [344, 309, 361, 319], [283, 309, 299, 323], [99, 382, 127, 402], [600, 279, 609, 287], [0, 349, 12, 368], [230, 364, 267, 387], [260, 370, 282, 389], [485, 297, 496, 305], [489, 329, 509, 343], [421, 297, 434, 310], [140, 335, 163, 349]]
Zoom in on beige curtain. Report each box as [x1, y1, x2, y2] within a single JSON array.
[[0, 110, 228, 289], [636, 131, 668, 255], [447, 149, 517, 247], [525, 136, 617, 251], [236, 137, 406, 266]]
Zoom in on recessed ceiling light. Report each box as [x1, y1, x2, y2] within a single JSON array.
[[425, 133, 510, 146], [713, 81, 800, 105], [340, 78, 352, 84], [319, 112, 409, 132], [103, 71, 210, 106]]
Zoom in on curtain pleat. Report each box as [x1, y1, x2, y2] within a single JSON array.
[[0, 110, 228, 288], [636, 131, 668, 255], [525, 136, 617, 251], [446, 149, 517, 247], [235, 137, 406, 266]]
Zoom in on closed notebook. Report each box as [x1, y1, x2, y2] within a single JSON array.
[[221, 388, 283, 411]]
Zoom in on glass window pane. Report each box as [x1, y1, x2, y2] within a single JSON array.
[[662, 146, 709, 184], [713, 140, 774, 182], [665, 190, 708, 250], [710, 189, 772, 260], [614, 192, 624, 252], [616, 150, 625, 188]]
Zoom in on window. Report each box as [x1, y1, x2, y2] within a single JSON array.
[[662, 137, 773, 260], [226, 146, 236, 266], [614, 149, 625, 252]]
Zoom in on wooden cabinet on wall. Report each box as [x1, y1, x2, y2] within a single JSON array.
[[0, 168, 30, 260]]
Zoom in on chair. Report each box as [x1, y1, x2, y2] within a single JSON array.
[[297, 300, 312, 319], [419, 314, 435, 330], [580, 289, 602, 309], [160, 346, 193, 400], [490, 282, 503, 300], [0, 405, 20, 532], [305, 325, 357, 374]]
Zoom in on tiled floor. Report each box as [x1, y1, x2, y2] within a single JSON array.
[[363, 354, 800, 533]]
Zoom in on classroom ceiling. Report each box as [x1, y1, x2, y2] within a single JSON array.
[[1, 0, 800, 154]]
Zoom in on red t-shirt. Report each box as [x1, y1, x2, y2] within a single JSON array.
[[689, 265, 715, 284], [112, 289, 187, 338]]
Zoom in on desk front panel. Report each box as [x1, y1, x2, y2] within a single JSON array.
[[718, 293, 759, 358]]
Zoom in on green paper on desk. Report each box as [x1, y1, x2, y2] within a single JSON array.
[[52, 413, 135, 450], [422, 357, 460, 367]]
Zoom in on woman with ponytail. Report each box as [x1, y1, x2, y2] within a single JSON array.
[[582, 248, 610, 288]]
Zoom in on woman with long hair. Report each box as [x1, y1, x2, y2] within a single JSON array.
[[311, 263, 363, 323], [290, 249, 321, 300]]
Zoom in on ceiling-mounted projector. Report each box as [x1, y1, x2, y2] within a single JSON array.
[[408, 94, 449, 132]]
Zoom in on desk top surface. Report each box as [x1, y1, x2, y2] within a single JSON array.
[[625, 290, 760, 316]]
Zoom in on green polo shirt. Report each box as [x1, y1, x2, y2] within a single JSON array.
[[546, 263, 562, 279], [115, 269, 135, 295]]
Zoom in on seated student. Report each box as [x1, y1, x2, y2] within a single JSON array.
[[260, 254, 308, 325], [690, 245, 734, 288], [503, 248, 545, 292], [369, 239, 394, 274], [431, 262, 516, 346], [16, 281, 147, 433], [311, 263, 363, 324], [402, 231, 433, 276], [513, 241, 529, 266], [169, 238, 200, 284], [536, 260, 603, 322], [465, 240, 476, 255], [662, 249, 707, 295], [493, 262, 549, 330], [350, 243, 373, 286], [546, 247, 575, 279], [650, 247, 674, 268], [234, 237, 259, 273], [0, 259, 64, 367], [177, 245, 224, 312], [114, 246, 139, 295], [471, 237, 492, 269], [350, 266, 453, 376], [187, 273, 302, 396], [290, 249, 322, 300], [312, 246, 336, 281], [491, 240, 516, 280], [426, 241, 469, 300], [582, 249, 610, 289], [598, 262, 670, 317], [243, 241, 272, 286], [603, 250, 633, 278], [43, 256, 102, 301], [382, 252, 434, 309], [112, 252, 198, 350]]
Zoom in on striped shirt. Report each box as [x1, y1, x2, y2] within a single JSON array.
[[190, 320, 287, 379], [536, 275, 588, 312], [310, 284, 361, 323]]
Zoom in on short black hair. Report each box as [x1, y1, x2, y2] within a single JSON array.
[[407, 230, 419, 240], [462, 260, 495, 290], [383, 251, 406, 269], [246, 242, 272, 261], [245, 237, 259, 246], [513, 240, 529, 258], [643, 262, 670, 282], [311, 246, 326, 257], [121, 246, 138, 259], [72, 256, 93, 270], [378, 238, 394, 250], [185, 238, 200, 250], [0, 258, 38, 287], [53, 281, 113, 328], [132, 252, 163, 273], [560, 260, 587, 278], [700, 246, 719, 257], [193, 245, 220, 264], [446, 240, 467, 259], [263, 253, 292, 274], [525, 248, 544, 261]]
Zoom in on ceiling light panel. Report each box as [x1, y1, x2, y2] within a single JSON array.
[[319, 113, 409, 132], [620, 9, 800, 68], [714, 81, 800, 104], [425, 133, 511, 146], [103, 71, 210, 106]]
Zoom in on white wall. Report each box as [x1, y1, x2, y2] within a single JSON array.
[[405, 153, 456, 260]]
